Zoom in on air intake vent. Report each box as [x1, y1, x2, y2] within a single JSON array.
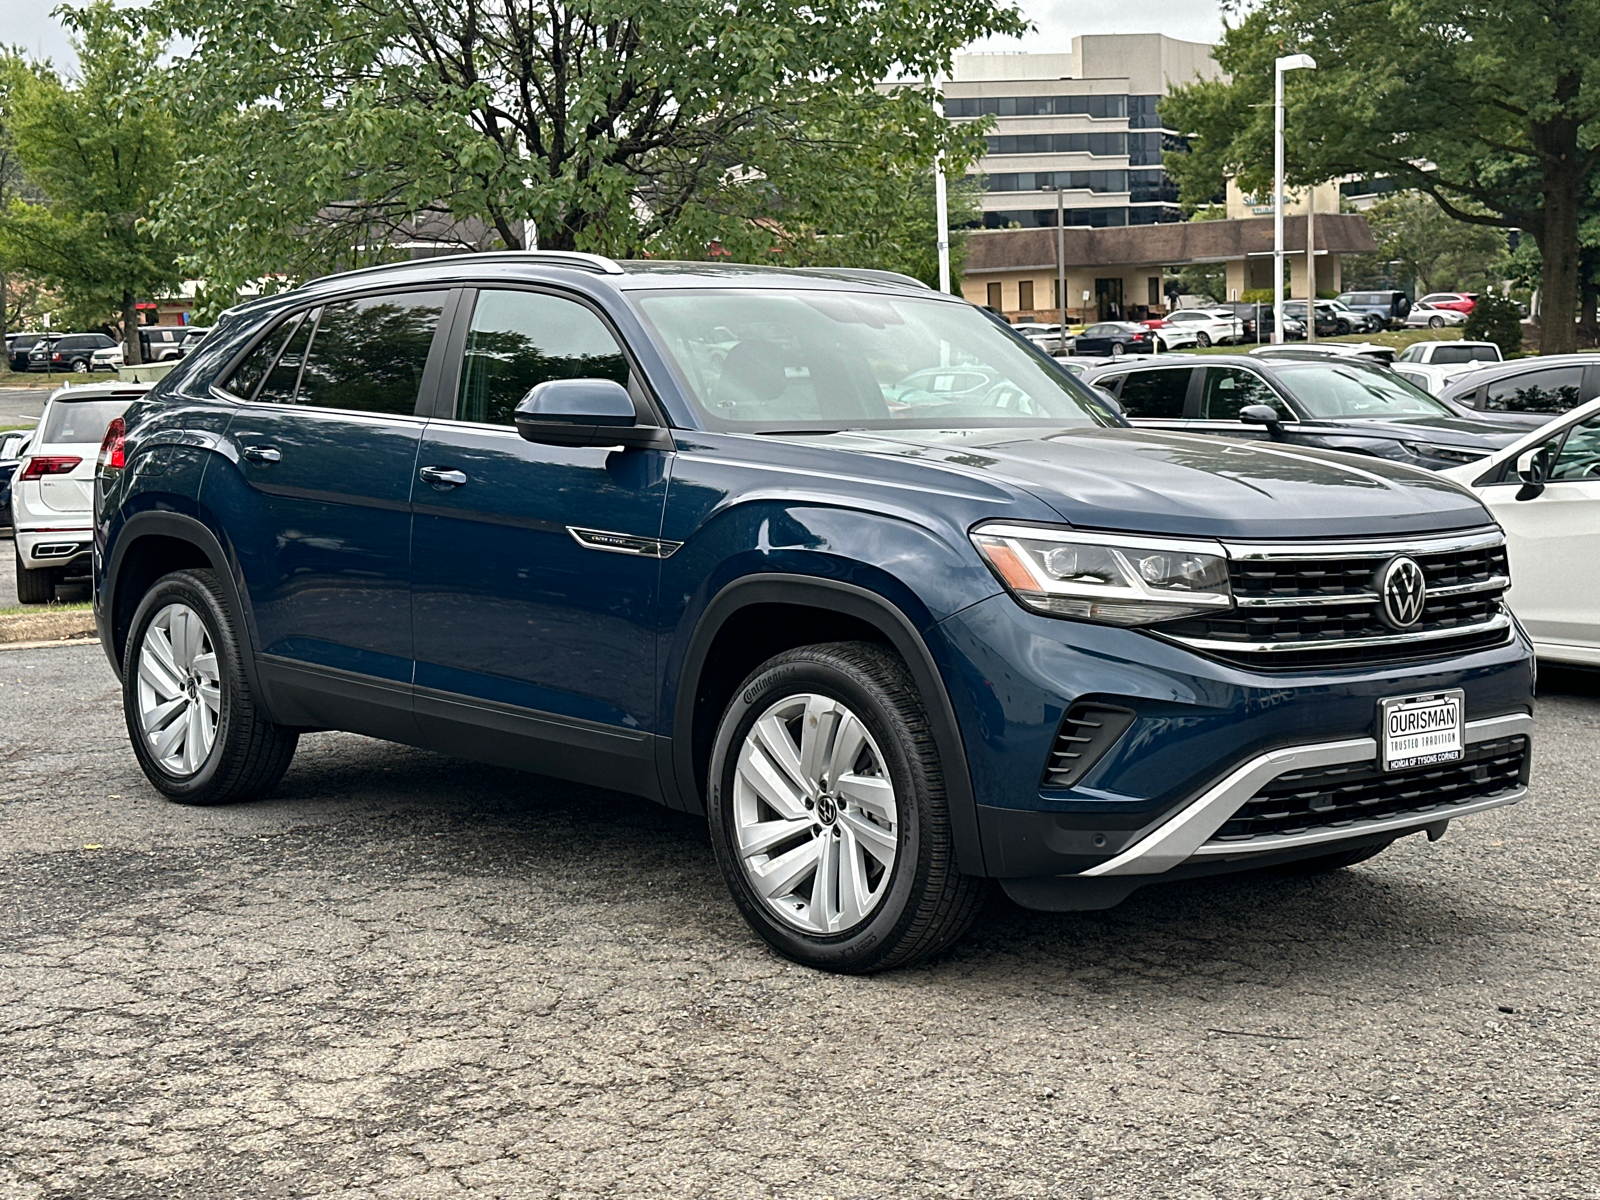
[[1041, 704, 1136, 790]]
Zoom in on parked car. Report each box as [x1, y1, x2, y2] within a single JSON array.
[[12, 333, 58, 372], [1390, 361, 1481, 396], [1439, 396, 1600, 667], [1438, 354, 1599, 416], [1219, 303, 1305, 342], [177, 326, 211, 357], [28, 333, 117, 373], [1395, 339, 1502, 367], [1078, 353, 1528, 469], [12, 381, 148, 602], [141, 327, 188, 362], [1280, 300, 1349, 338], [91, 344, 125, 372], [1139, 317, 1201, 351], [1249, 342, 1396, 365], [0, 429, 33, 532], [1155, 308, 1248, 347], [94, 254, 1533, 973], [1417, 292, 1478, 315], [1404, 303, 1470, 329], [1070, 321, 1160, 356], [1337, 290, 1412, 329]]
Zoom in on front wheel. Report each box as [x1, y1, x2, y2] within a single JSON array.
[[1195, 332, 1212, 348], [707, 642, 985, 973], [1336, 321, 1352, 336], [123, 568, 298, 805]]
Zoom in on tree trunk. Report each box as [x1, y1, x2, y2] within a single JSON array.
[[122, 289, 144, 366], [1530, 86, 1584, 356]]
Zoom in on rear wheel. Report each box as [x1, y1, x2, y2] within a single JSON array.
[[1429, 316, 1445, 328], [123, 569, 298, 805], [1110, 342, 1126, 358], [14, 547, 60, 604], [707, 642, 984, 973], [69, 357, 89, 374]]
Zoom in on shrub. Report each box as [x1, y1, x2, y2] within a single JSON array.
[[1240, 288, 1274, 303], [1463, 293, 1523, 355]]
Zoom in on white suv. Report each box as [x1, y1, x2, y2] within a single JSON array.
[[11, 382, 148, 603], [1160, 307, 1246, 347]]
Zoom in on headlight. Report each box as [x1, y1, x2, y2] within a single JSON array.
[[1400, 441, 1487, 465], [971, 524, 1233, 626]]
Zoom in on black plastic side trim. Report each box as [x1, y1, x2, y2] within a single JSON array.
[[256, 654, 420, 743], [673, 574, 986, 876]]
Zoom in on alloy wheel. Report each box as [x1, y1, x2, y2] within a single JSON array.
[[731, 693, 900, 935], [136, 602, 221, 776]]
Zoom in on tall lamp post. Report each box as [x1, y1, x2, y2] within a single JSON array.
[[1044, 181, 1066, 351], [1273, 53, 1316, 344], [930, 78, 952, 294]]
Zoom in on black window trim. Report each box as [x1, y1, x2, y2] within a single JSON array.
[[430, 283, 669, 432]]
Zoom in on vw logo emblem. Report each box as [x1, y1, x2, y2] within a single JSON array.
[[1378, 556, 1427, 629]]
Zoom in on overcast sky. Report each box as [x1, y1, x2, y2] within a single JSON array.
[[9, 0, 1226, 70]]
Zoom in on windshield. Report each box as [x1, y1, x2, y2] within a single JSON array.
[[632, 289, 1116, 431], [1272, 362, 1453, 419], [41, 398, 132, 445]]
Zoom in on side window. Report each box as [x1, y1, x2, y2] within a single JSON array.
[[456, 290, 630, 426], [1116, 368, 1191, 418], [1201, 367, 1286, 420], [1483, 367, 1584, 414], [224, 312, 307, 402], [296, 291, 448, 415], [1548, 414, 1600, 482]]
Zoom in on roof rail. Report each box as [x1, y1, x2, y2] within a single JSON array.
[[791, 267, 931, 290], [291, 249, 628, 292]]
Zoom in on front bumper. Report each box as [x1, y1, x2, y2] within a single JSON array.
[[935, 592, 1535, 891]]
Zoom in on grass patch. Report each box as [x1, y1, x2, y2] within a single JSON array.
[[1181, 329, 1466, 355], [0, 368, 90, 388], [0, 601, 93, 617]]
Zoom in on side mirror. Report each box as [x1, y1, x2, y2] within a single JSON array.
[[513, 379, 670, 449], [1239, 403, 1286, 437], [1091, 385, 1123, 416], [1514, 444, 1551, 501]]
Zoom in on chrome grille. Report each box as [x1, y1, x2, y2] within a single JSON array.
[[1157, 528, 1513, 669]]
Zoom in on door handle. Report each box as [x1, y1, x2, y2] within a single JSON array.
[[419, 465, 468, 489], [242, 445, 281, 463]]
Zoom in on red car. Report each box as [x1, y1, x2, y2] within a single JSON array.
[[1417, 292, 1478, 314]]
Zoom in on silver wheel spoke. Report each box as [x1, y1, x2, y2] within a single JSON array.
[[827, 710, 868, 787], [836, 825, 871, 929], [137, 602, 219, 778], [836, 773, 895, 823], [151, 710, 189, 761], [141, 696, 187, 735], [751, 712, 809, 802], [197, 682, 222, 715], [811, 825, 838, 928], [138, 652, 184, 701], [192, 651, 219, 680], [142, 627, 183, 691], [739, 816, 814, 858], [797, 695, 838, 785], [751, 837, 823, 901], [737, 739, 809, 821], [838, 807, 896, 859]]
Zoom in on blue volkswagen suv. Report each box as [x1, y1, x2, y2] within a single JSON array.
[[94, 253, 1534, 972]]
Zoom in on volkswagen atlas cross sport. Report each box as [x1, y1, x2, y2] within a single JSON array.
[[93, 253, 1535, 973]]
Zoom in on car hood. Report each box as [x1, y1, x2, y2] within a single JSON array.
[[797, 426, 1489, 539]]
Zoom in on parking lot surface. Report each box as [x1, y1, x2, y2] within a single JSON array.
[[1, 644, 1596, 1199]]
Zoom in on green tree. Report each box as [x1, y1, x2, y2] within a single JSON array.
[[1162, 1, 1600, 355], [0, 7, 181, 363], [1342, 192, 1510, 295], [141, 0, 1023, 301]]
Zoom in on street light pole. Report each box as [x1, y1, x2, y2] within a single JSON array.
[[931, 78, 951, 294], [1055, 182, 1066, 353], [1274, 53, 1316, 345]]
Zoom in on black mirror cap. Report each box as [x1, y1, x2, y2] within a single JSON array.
[[1239, 404, 1283, 427], [513, 378, 672, 449]]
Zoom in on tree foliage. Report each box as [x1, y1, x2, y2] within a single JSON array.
[[1463, 292, 1524, 355], [1162, 0, 1600, 354], [139, 0, 1023, 301], [0, 5, 182, 361], [1343, 191, 1510, 295]]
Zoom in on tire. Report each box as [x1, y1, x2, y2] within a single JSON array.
[[14, 547, 60, 604], [123, 568, 298, 805], [1196, 332, 1212, 348], [1110, 342, 1126, 358], [706, 641, 985, 973], [1267, 842, 1390, 876], [69, 358, 89, 374], [1336, 321, 1352, 336], [1429, 316, 1445, 328]]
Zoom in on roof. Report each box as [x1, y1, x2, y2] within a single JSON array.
[[964, 214, 1379, 273]]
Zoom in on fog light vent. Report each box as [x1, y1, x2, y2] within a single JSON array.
[[1041, 703, 1137, 790]]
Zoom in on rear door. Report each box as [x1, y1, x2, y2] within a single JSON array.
[[1104, 364, 1198, 432], [1478, 365, 1589, 415], [407, 286, 672, 796], [205, 289, 452, 736]]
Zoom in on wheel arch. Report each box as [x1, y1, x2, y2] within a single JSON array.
[[669, 573, 986, 876], [102, 511, 264, 700]]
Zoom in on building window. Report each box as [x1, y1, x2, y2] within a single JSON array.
[[1148, 277, 1161, 308], [980, 207, 1135, 230], [1128, 95, 1163, 129], [986, 170, 1129, 195], [985, 133, 1131, 157], [946, 94, 1130, 119], [1018, 280, 1035, 311], [987, 282, 1003, 310]]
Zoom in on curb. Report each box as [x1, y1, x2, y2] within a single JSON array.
[[0, 635, 99, 652]]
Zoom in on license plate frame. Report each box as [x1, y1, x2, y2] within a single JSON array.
[[1378, 689, 1465, 772]]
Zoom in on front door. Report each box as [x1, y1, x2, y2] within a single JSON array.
[[1485, 410, 1600, 651], [1095, 278, 1124, 322], [409, 287, 672, 795], [206, 290, 450, 736]]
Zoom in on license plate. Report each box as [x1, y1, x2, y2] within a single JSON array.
[[1379, 690, 1465, 772]]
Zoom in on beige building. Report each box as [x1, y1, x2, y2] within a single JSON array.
[[960, 213, 1378, 323]]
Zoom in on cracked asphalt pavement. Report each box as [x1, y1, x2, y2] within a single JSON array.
[[1, 640, 1597, 1199]]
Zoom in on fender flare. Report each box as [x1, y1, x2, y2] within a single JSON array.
[[670, 573, 987, 877], [102, 510, 264, 700]]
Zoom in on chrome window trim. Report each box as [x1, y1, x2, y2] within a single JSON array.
[[1081, 711, 1532, 878], [1159, 611, 1511, 655]]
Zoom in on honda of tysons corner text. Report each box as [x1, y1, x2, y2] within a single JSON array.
[[93, 253, 1534, 973]]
